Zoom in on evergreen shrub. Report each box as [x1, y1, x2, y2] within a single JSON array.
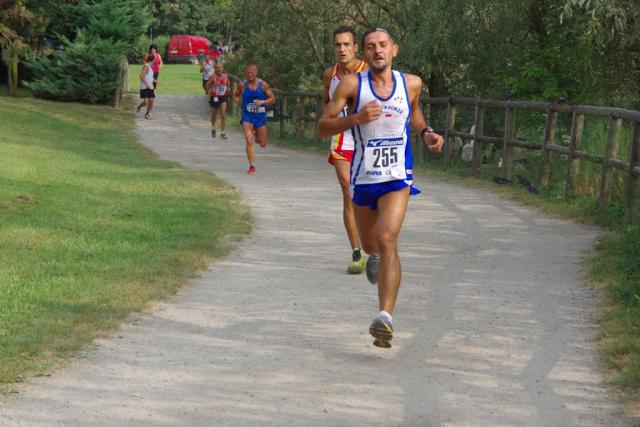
[[26, 32, 125, 104]]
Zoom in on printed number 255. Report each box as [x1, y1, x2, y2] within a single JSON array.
[[373, 147, 398, 168]]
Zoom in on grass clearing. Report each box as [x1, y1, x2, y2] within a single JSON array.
[[128, 63, 206, 95], [0, 94, 250, 390]]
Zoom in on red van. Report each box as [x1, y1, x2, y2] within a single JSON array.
[[166, 35, 221, 64]]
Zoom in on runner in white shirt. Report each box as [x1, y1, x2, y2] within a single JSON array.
[[136, 54, 156, 119], [200, 55, 214, 93], [322, 26, 368, 275], [317, 27, 444, 349]]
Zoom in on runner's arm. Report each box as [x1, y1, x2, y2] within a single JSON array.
[[255, 81, 276, 106], [204, 75, 214, 92], [322, 67, 332, 106], [233, 81, 244, 102], [406, 74, 444, 153], [317, 75, 381, 138], [158, 54, 163, 69]]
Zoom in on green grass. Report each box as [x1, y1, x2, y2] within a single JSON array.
[[0, 95, 251, 389], [128, 63, 206, 95], [269, 127, 640, 407]]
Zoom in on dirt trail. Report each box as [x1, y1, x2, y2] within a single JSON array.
[[0, 96, 634, 426]]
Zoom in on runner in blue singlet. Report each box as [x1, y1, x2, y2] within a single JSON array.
[[317, 27, 444, 349], [233, 62, 276, 175]]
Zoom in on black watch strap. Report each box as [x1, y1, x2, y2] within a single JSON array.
[[421, 126, 434, 138]]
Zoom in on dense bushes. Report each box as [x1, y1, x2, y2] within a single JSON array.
[[26, 32, 124, 104], [26, 0, 150, 104]]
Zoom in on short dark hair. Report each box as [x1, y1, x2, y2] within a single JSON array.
[[149, 44, 157, 51], [146, 54, 155, 63], [333, 26, 357, 44], [361, 26, 395, 46]]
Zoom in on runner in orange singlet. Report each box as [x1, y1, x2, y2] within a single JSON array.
[[322, 26, 368, 274]]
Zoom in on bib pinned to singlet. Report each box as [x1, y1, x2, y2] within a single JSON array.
[[364, 136, 407, 180]]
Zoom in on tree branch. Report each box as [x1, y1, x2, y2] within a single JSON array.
[[285, 0, 326, 69]]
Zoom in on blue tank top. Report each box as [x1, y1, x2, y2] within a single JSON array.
[[241, 79, 267, 114]]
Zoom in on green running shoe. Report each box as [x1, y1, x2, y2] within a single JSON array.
[[211, 128, 216, 138], [369, 315, 393, 348], [220, 132, 227, 140], [347, 248, 365, 274]]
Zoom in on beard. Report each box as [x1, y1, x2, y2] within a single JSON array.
[[369, 60, 389, 72]]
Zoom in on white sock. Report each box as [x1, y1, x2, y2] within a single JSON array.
[[379, 310, 392, 323]]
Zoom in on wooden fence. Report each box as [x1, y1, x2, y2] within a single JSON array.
[[426, 97, 640, 213], [226, 76, 639, 214]]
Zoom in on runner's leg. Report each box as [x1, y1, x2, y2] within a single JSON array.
[[242, 123, 256, 165], [334, 160, 359, 249], [374, 187, 410, 314], [210, 106, 218, 129], [219, 102, 227, 134], [255, 125, 268, 148], [354, 204, 378, 255]]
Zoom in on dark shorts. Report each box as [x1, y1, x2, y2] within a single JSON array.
[[240, 112, 267, 128], [140, 88, 155, 99], [203, 79, 208, 89], [209, 95, 228, 108], [352, 180, 420, 210], [153, 72, 159, 89]]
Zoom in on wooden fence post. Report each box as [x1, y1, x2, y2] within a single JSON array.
[[443, 99, 457, 166], [566, 112, 585, 198], [228, 79, 235, 115], [280, 95, 287, 139], [502, 106, 515, 180], [112, 57, 128, 108], [538, 109, 558, 188], [294, 96, 305, 139], [624, 122, 640, 215], [471, 104, 485, 177], [598, 117, 622, 211]]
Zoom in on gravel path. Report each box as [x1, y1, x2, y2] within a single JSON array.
[[0, 95, 634, 426]]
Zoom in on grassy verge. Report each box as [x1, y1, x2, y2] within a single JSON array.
[[0, 95, 250, 390], [268, 129, 640, 407], [128, 63, 206, 95]]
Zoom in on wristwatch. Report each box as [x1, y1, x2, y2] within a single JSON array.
[[421, 126, 434, 139]]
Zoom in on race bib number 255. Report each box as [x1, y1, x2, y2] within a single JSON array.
[[365, 137, 405, 179]]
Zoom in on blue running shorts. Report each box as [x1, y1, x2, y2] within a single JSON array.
[[352, 181, 421, 210], [241, 112, 267, 128]]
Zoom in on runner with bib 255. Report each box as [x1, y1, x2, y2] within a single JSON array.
[[317, 27, 444, 349]]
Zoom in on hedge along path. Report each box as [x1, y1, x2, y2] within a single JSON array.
[[0, 95, 634, 426]]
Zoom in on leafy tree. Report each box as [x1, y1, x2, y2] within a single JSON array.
[[0, 0, 44, 95], [142, 0, 233, 44]]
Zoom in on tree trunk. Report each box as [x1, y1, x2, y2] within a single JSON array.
[[6, 61, 12, 95], [9, 55, 18, 96]]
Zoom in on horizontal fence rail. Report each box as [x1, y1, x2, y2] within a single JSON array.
[[427, 97, 639, 213], [227, 73, 638, 215]]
